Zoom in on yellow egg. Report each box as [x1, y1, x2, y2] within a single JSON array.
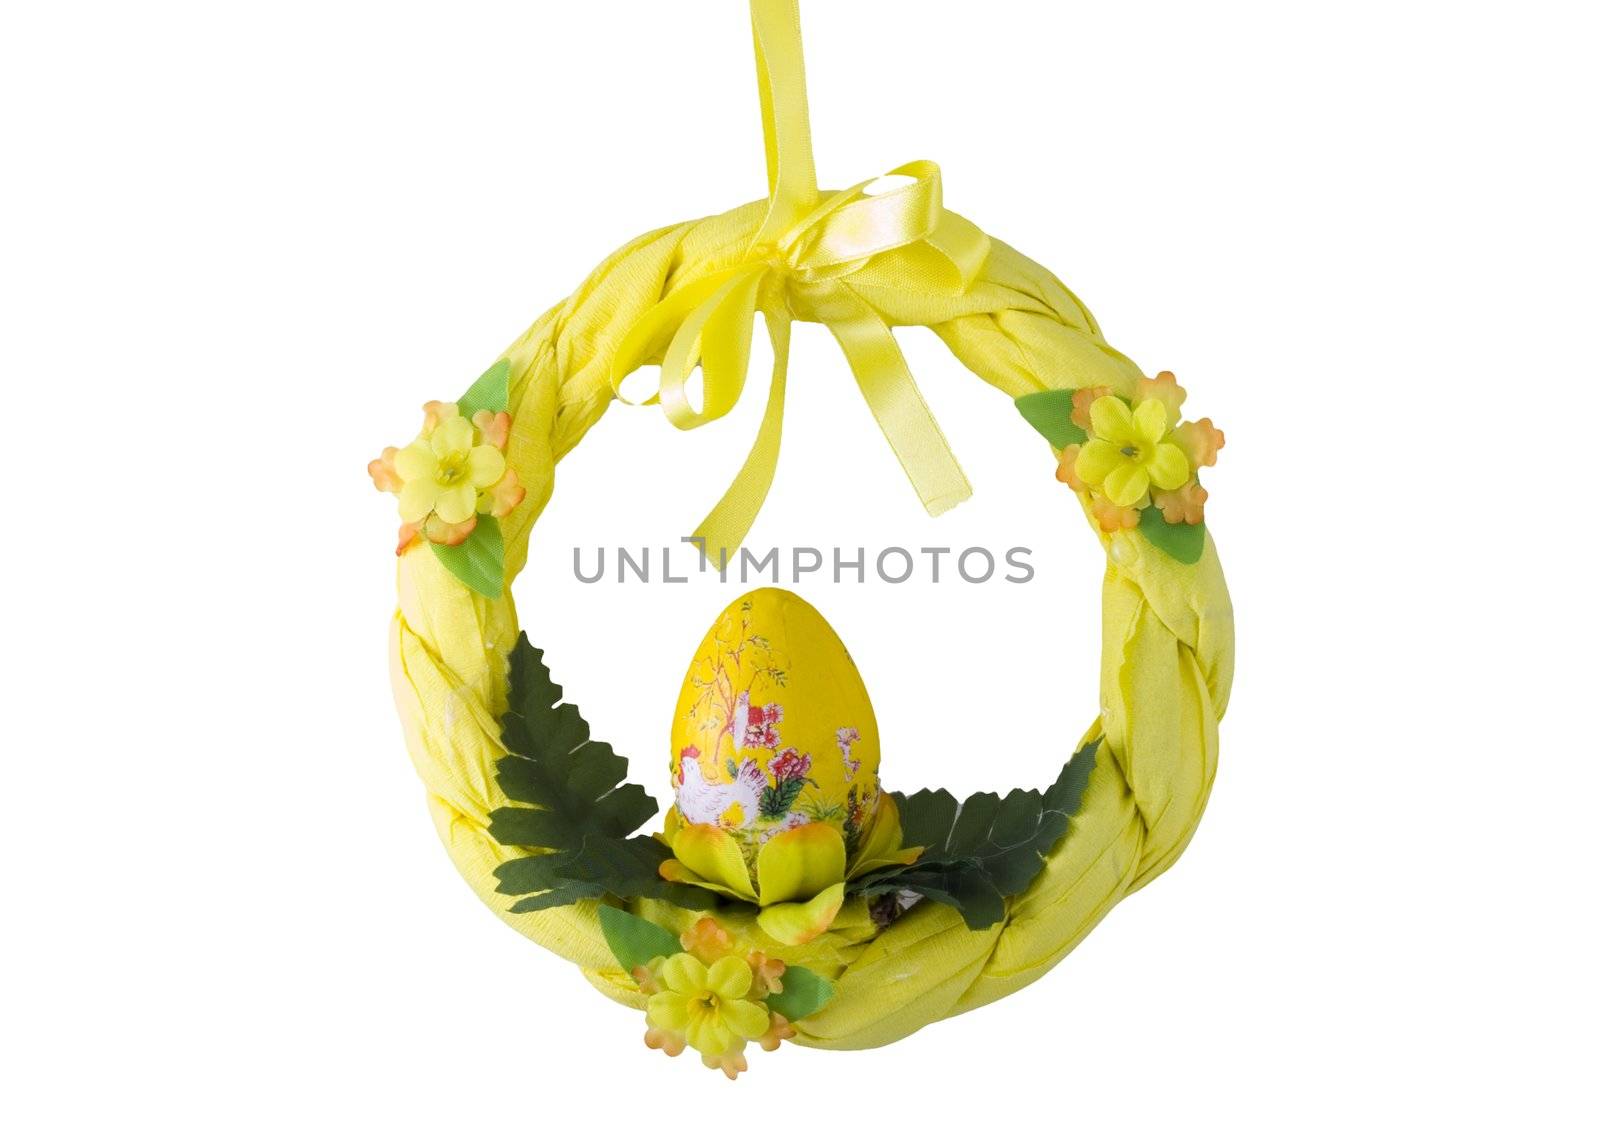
[[670, 588, 881, 854]]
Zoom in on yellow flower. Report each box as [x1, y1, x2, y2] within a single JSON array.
[[645, 953, 770, 1066], [659, 795, 920, 945], [392, 406, 508, 525], [1074, 396, 1191, 507]]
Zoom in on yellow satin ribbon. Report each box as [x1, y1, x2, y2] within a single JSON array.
[[609, 0, 988, 565]]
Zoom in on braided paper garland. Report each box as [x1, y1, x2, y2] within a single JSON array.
[[385, 1, 1232, 1051]]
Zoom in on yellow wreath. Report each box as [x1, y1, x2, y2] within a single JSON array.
[[376, 0, 1232, 1065]]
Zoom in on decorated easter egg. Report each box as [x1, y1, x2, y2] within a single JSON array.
[[669, 587, 881, 848]]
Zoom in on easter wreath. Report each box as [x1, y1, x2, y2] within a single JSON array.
[[373, 0, 1232, 1078]]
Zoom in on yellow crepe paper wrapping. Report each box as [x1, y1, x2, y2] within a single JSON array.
[[386, 0, 1232, 1051]]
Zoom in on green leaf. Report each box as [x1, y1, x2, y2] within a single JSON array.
[[895, 788, 958, 852], [598, 905, 683, 973], [764, 964, 834, 1022], [431, 515, 504, 599], [508, 882, 604, 913], [568, 835, 718, 908], [458, 358, 510, 416], [852, 862, 1007, 929], [854, 740, 1101, 931], [491, 835, 718, 912], [492, 851, 578, 894], [489, 637, 659, 852], [1137, 504, 1206, 564], [488, 635, 721, 914], [1014, 389, 1088, 449]]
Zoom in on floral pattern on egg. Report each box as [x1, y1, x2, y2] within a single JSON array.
[[670, 588, 882, 860]]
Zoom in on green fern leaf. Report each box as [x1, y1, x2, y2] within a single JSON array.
[[488, 634, 717, 912], [853, 739, 1100, 930]]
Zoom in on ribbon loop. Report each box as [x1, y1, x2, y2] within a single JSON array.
[[781, 160, 944, 275], [607, 0, 989, 565], [659, 270, 762, 430]]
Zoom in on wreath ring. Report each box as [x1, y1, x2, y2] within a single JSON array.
[[378, 0, 1232, 1065]]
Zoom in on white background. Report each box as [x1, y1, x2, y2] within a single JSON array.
[[4, 0, 1596, 1116]]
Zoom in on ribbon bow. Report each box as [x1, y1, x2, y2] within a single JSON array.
[[609, 0, 989, 564]]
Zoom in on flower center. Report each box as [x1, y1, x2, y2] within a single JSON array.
[[692, 992, 721, 1014], [434, 452, 470, 485]]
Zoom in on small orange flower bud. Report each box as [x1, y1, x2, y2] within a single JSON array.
[[423, 514, 477, 546], [1174, 417, 1225, 468], [1153, 482, 1208, 525], [479, 467, 525, 518], [421, 400, 458, 433], [368, 447, 403, 494], [644, 1027, 686, 1058], [758, 1011, 797, 1052], [701, 1048, 749, 1080], [395, 521, 421, 555], [1070, 385, 1113, 431], [1090, 495, 1140, 532], [679, 917, 734, 964], [473, 409, 512, 451], [1132, 370, 1187, 420], [746, 951, 787, 998], [1055, 444, 1086, 491]]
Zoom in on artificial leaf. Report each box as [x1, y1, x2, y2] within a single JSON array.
[[431, 515, 504, 598], [665, 824, 758, 901], [489, 636, 719, 913], [756, 824, 847, 906], [598, 904, 683, 973], [764, 964, 834, 1021], [493, 835, 718, 912], [508, 882, 604, 913], [492, 851, 579, 895], [1137, 504, 1206, 564], [458, 357, 510, 417], [852, 863, 1006, 930], [853, 740, 1101, 931], [490, 636, 657, 850], [756, 883, 845, 946], [1015, 389, 1088, 449]]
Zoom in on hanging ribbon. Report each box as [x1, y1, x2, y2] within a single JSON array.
[[609, 0, 988, 565]]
